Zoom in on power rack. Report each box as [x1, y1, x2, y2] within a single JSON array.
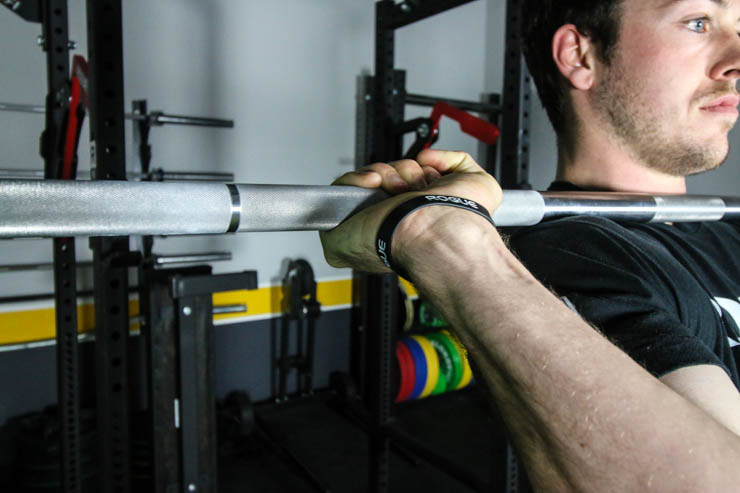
[[1, 1, 83, 491], [2, 1, 238, 492], [354, 1, 531, 491]]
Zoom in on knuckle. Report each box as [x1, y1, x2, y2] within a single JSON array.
[[367, 162, 396, 175], [456, 151, 473, 163], [395, 159, 423, 174]]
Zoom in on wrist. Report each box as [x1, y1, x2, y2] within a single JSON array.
[[376, 195, 497, 280], [391, 204, 505, 282]]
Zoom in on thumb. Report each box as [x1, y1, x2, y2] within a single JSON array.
[[415, 149, 487, 175]]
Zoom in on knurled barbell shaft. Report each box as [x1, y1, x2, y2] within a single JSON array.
[[0, 180, 737, 239]]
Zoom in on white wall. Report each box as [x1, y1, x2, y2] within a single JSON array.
[[0, 0, 738, 300]]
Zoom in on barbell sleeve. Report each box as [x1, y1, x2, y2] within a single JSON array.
[[0, 252, 232, 272], [0, 180, 738, 239], [0, 101, 233, 128]]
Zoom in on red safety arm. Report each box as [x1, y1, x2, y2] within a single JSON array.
[[425, 101, 499, 148], [61, 56, 89, 180]]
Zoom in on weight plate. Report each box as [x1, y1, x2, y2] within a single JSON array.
[[395, 341, 415, 402], [401, 337, 427, 400], [418, 301, 448, 327], [457, 359, 473, 389], [411, 335, 439, 398], [393, 342, 402, 401], [441, 329, 473, 389], [401, 341, 417, 401], [434, 331, 464, 390], [424, 332, 457, 393]]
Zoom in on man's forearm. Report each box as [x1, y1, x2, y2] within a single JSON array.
[[396, 212, 740, 492]]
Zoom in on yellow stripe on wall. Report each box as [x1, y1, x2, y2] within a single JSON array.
[[0, 278, 418, 346], [0, 300, 137, 346]]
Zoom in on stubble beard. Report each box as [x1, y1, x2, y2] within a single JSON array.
[[592, 56, 732, 177]]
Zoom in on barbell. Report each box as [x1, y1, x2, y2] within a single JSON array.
[[0, 179, 738, 239]]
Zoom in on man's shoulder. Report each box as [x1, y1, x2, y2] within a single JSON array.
[[505, 216, 673, 282], [508, 216, 637, 251]]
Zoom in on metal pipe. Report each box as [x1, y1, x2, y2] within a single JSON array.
[[146, 112, 234, 128], [0, 252, 232, 273], [0, 102, 45, 114], [405, 93, 501, 114], [129, 304, 246, 324], [0, 180, 738, 239], [0, 168, 234, 182], [147, 170, 235, 182], [212, 304, 247, 315], [0, 261, 91, 273], [0, 101, 233, 128], [152, 251, 232, 265]]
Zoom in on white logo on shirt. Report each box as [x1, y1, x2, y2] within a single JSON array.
[[711, 297, 740, 348]]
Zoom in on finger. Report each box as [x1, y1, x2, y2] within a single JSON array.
[[392, 159, 428, 190], [422, 165, 442, 183], [359, 162, 411, 193], [332, 162, 409, 193], [332, 168, 383, 188], [415, 149, 486, 175]]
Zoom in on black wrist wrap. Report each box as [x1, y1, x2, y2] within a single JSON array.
[[375, 195, 496, 280]]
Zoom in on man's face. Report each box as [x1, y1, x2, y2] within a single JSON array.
[[590, 0, 740, 176]]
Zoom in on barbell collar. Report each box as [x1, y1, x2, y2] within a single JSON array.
[[0, 180, 737, 239]]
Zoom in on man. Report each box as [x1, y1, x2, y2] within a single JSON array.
[[320, 0, 740, 490], [510, 0, 740, 435]]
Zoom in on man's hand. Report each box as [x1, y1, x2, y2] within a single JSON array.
[[319, 149, 502, 275]]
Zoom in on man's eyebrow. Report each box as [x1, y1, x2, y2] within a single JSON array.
[[664, 0, 728, 7]]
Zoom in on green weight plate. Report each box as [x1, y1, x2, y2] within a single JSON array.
[[418, 301, 448, 328], [427, 331, 463, 391], [423, 333, 451, 395]]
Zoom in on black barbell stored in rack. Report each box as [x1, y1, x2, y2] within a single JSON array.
[[0, 180, 738, 239]]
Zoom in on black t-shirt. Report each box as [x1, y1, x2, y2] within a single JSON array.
[[508, 182, 740, 389]]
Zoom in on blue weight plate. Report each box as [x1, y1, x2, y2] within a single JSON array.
[[401, 337, 427, 400]]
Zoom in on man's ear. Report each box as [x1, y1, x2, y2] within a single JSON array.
[[552, 24, 596, 90]]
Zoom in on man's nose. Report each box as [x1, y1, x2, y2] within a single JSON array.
[[710, 31, 740, 83]]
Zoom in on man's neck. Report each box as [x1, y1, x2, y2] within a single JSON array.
[[556, 122, 687, 194]]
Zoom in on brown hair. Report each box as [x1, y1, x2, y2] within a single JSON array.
[[520, 0, 623, 139]]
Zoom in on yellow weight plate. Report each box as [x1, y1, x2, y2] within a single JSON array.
[[410, 335, 439, 398]]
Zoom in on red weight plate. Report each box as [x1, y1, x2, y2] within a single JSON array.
[[395, 340, 416, 402]]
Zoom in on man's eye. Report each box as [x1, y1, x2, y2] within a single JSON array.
[[687, 18, 710, 33]]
